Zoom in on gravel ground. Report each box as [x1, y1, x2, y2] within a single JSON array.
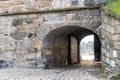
[[0, 67, 105, 80]]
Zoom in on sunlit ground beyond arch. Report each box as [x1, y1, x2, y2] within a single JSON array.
[[80, 35, 94, 60]]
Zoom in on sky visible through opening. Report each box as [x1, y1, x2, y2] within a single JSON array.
[[80, 35, 94, 60], [81, 35, 94, 43]]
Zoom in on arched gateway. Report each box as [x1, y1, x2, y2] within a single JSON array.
[[0, 0, 120, 72], [42, 26, 101, 68], [0, 6, 102, 69]]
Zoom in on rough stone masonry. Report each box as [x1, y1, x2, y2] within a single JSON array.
[[0, 0, 119, 71]]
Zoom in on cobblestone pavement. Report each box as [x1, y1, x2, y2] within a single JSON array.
[[0, 67, 105, 80]]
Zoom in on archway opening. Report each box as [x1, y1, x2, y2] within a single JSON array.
[[42, 26, 101, 68], [80, 35, 96, 67], [80, 35, 94, 61]]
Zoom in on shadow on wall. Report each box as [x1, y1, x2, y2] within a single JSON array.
[[0, 60, 9, 69]]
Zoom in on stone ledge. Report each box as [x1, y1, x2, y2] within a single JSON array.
[[0, 6, 100, 16]]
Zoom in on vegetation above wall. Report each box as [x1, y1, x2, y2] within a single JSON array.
[[103, 0, 120, 19]]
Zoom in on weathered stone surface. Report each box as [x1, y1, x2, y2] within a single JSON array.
[[113, 50, 117, 58], [2, 51, 16, 61], [114, 25, 120, 34], [101, 29, 112, 39], [10, 30, 27, 40], [114, 19, 120, 25], [14, 5, 25, 12], [0, 8, 102, 68], [0, 45, 4, 52], [24, 18, 33, 24], [110, 60, 116, 67], [102, 14, 109, 24], [102, 12, 120, 70], [116, 59, 120, 67], [114, 42, 120, 50], [19, 15, 27, 18], [0, 37, 10, 45], [28, 14, 36, 18], [0, 0, 105, 14], [34, 18, 44, 23], [22, 24, 38, 29], [106, 57, 110, 65], [112, 34, 120, 41], [12, 18, 23, 26], [0, 4, 120, 71]]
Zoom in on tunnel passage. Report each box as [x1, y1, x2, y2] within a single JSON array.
[[74, 29, 101, 62], [42, 26, 101, 68]]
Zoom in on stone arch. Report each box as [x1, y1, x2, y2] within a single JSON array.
[[75, 29, 101, 62], [42, 26, 101, 68]]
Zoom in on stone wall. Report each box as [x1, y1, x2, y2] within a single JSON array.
[[0, 0, 106, 14], [0, 8, 101, 67], [101, 12, 120, 70]]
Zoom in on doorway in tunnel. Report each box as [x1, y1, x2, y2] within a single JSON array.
[[43, 26, 101, 68], [80, 35, 94, 61], [79, 35, 98, 67], [69, 29, 101, 67]]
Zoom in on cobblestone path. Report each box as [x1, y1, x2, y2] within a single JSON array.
[[0, 67, 105, 80]]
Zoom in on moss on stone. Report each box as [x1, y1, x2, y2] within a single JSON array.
[[103, 0, 120, 19]]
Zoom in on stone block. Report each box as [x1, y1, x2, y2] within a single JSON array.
[[0, 37, 10, 45], [22, 0, 31, 4], [102, 15, 109, 24], [101, 29, 112, 39], [12, 18, 23, 26], [84, 0, 95, 6], [114, 25, 120, 34], [14, 5, 24, 12], [103, 23, 114, 33], [5, 46, 16, 51], [111, 60, 116, 67], [12, 0, 22, 5], [34, 18, 44, 23], [106, 57, 110, 65], [112, 34, 120, 41], [45, 50, 52, 56], [102, 24, 111, 32], [3, 51, 16, 61], [0, 45, 4, 52], [114, 19, 120, 26], [52, 0, 62, 8], [101, 55, 105, 61], [106, 51, 110, 57], [10, 27, 17, 33], [10, 30, 27, 40], [30, 3, 39, 10], [111, 27, 114, 34], [114, 42, 120, 50], [113, 50, 117, 58], [24, 18, 33, 24], [23, 53, 37, 60], [61, 0, 70, 8], [109, 17, 115, 26], [22, 24, 38, 29], [19, 15, 27, 18], [116, 59, 120, 65], [0, 20, 9, 26], [39, 1, 51, 7], [28, 14, 37, 18]]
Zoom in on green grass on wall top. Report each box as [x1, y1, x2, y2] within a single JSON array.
[[103, 0, 120, 19]]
